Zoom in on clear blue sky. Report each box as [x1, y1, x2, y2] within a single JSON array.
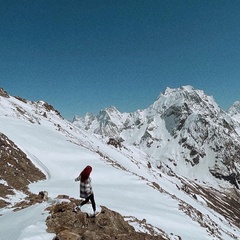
[[1, 0, 240, 120]]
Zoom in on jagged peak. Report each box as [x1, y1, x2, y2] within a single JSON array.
[[75, 107, 121, 121], [153, 85, 220, 114], [160, 85, 206, 99], [97, 106, 123, 121], [162, 85, 195, 95], [180, 85, 195, 91], [99, 106, 120, 115]]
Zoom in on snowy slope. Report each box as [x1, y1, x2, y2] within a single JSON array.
[[0, 88, 239, 240]]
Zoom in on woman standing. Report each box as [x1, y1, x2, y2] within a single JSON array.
[[75, 165, 96, 216]]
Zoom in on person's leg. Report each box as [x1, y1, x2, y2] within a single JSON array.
[[80, 195, 90, 207], [89, 193, 96, 212]]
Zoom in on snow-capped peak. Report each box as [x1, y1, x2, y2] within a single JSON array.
[[153, 85, 220, 115]]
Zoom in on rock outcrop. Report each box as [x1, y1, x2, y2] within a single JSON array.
[[0, 87, 9, 98], [46, 199, 165, 240]]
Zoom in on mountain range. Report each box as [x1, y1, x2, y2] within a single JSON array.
[[73, 86, 240, 189], [0, 86, 239, 240]]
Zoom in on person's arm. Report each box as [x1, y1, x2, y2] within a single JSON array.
[[75, 175, 80, 181]]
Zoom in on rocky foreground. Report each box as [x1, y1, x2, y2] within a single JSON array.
[[47, 201, 166, 240], [13, 192, 167, 240]]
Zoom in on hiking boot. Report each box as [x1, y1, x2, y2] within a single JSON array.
[[73, 206, 81, 213]]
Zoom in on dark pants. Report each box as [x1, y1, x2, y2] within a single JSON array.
[[80, 193, 96, 212]]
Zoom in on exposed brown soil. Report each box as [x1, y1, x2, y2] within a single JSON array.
[[180, 179, 240, 229], [0, 132, 46, 207]]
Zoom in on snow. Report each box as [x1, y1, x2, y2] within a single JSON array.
[[0, 203, 55, 240], [0, 95, 239, 240]]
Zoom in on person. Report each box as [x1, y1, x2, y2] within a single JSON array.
[[75, 165, 96, 216]]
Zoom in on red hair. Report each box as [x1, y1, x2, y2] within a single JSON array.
[[80, 165, 92, 182]]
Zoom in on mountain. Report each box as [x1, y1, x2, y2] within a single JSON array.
[[0, 86, 239, 240], [73, 86, 240, 189]]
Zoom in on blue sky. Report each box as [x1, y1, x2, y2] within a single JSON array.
[[1, 1, 240, 119]]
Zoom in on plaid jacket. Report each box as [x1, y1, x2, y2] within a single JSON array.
[[75, 176, 93, 198]]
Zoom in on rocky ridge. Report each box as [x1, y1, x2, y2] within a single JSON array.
[[0, 87, 62, 124]]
